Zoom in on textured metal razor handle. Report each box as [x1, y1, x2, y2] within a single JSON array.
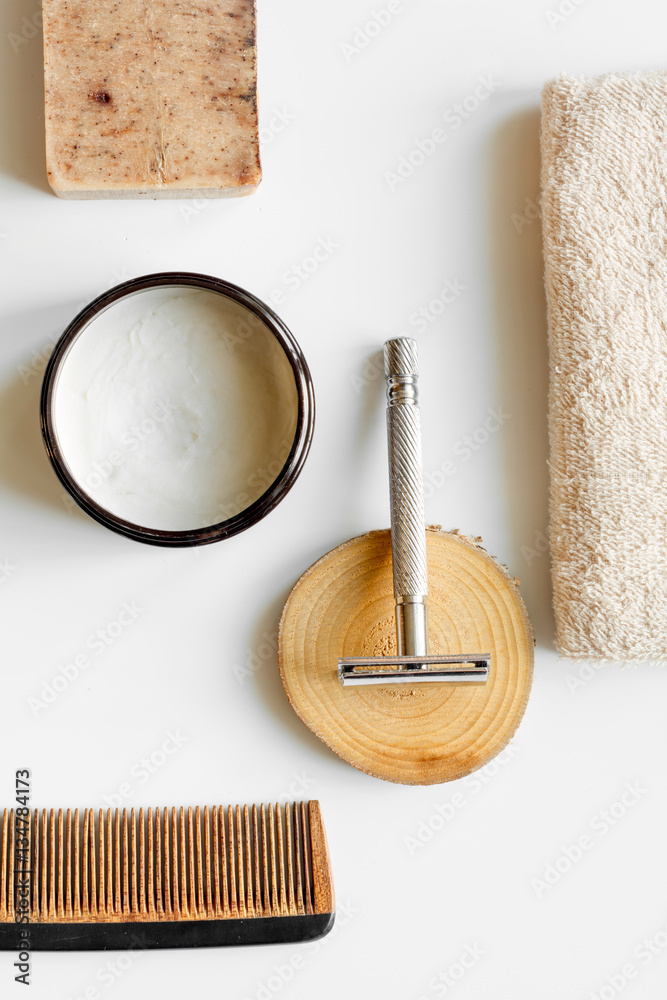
[[384, 338, 429, 657]]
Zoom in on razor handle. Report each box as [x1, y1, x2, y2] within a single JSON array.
[[384, 337, 429, 658]]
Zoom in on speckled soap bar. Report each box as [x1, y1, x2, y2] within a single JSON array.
[[43, 0, 261, 199]]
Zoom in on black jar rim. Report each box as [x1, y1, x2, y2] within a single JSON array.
[[40, 271, 315, 547]]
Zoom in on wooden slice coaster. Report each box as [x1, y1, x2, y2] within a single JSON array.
[[278, 528, 534, 785]]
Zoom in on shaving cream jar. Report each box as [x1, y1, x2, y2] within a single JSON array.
[[41, 273, 314, 545]]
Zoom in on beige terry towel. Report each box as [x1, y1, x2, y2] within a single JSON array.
[[541, 72, 667, 662]]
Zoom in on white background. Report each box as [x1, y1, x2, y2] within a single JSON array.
[[2, 1, 667, 997]]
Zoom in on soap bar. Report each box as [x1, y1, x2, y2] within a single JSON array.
[[43, 0, 261, 199]]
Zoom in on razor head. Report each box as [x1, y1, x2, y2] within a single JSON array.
[[338, 653, 491, 687]]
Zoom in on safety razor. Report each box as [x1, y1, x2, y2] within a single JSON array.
[[338, 337, 491, 687]]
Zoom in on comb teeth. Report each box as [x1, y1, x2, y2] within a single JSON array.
[[0, 802, 333, 935]]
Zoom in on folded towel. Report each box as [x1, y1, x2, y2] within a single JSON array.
[[541, 72, 667, 662]]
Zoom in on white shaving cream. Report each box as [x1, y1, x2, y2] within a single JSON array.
[[53, 287, 299, 531]]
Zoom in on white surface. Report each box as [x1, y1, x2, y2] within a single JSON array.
[[1, 1, 667, 997]]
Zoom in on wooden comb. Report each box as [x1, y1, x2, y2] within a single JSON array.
[[0, 801, 334, 950]]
